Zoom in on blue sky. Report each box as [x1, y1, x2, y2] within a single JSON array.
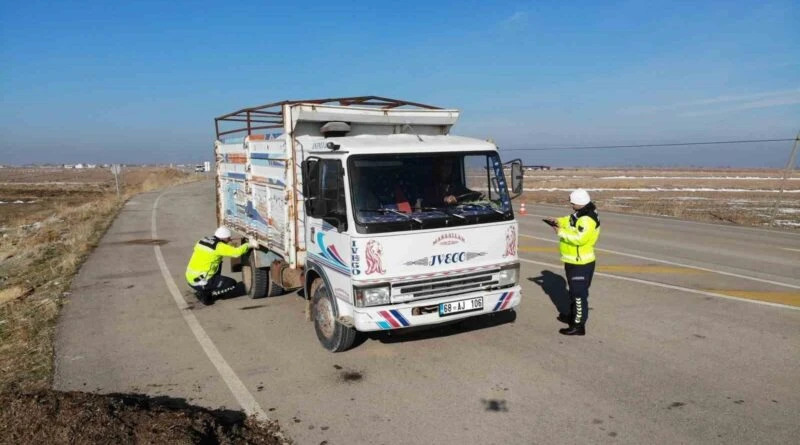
[[1, 0, 798, 167]]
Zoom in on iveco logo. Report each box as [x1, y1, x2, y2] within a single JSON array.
[[404, 251, 488, 267], [430, 252, 466, 266]]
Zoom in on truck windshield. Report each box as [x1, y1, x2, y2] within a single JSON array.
[[348, 152, 513, 233]]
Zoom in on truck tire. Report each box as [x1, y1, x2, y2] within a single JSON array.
[[266, 279, 283, 298], [311, 278, 356, 352], [241, 253, 268, 299], [266, 264, 284, 297]]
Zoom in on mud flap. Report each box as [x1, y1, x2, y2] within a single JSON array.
[[230, 255, 243, 273]]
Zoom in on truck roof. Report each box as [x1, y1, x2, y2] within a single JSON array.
[[312, 134, 496, 154], [215, 96, 460, 140]]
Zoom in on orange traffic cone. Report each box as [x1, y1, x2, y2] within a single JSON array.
[[519, 202, 527, 215]]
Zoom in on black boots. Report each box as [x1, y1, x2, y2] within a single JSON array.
[[195, 291, 213, 306], [559, 325, 586, 336], [558, 313, 585, 335]]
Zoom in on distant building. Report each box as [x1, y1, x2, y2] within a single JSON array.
[[525, 165, 551, 171], [63, 164, 74, 169], [74, 163, 85, 169], [87, 164, 97, 168]]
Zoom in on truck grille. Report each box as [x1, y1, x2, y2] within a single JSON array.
[[392, 269, 499, 302]]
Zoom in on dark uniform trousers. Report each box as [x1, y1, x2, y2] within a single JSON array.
[[564, 261, 596, 326], [189, 268, 238, 301]]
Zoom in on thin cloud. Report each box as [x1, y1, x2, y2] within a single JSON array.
[[501, 11, 527, 28], [680, 96, 800, 117], [627, 88, 800, 115], [505, 11, 526, 23]]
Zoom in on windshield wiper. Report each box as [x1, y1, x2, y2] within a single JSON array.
[[420, 206, 466, 220], [359, 208, 423, 224], [457, 203, 505, 215]]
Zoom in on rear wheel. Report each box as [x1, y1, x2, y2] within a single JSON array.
[[312, 278, 356, 352], [266, 267, 284, 297], [266, 279, 283, 297], [241, 253, 268, 299]]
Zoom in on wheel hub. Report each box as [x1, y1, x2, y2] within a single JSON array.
[[315, 297, 335, 339]]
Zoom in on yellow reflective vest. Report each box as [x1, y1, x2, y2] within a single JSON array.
[[556, 205, 600, 265], [185, 236, 249, 285]]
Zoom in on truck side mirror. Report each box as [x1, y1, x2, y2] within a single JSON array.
[[510, 160, 523, 197]]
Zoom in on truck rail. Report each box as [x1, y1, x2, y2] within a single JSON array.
[[214, 96, 443, 139]]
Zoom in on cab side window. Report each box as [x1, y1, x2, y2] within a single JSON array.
[[320, 160, 346, 218], [303, 158, 347, 231]]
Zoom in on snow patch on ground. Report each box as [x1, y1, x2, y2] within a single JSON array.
[[774, 220, 800, 227], [527, 175, 799, 180], [524, 188, 800, 193], [598, 176, 798, 180]]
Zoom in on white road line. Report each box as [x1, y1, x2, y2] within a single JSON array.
[[518, 257, 800, 311], [151, 191, 270, 422], [780, 247, 800, 253], [518, 233, 800, 290]]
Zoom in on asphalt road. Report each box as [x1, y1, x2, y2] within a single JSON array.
[[55, 180, 800, 445]]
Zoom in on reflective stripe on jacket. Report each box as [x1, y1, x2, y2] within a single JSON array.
[[185, 236, 249, 284], [556, 204, 600, 265]]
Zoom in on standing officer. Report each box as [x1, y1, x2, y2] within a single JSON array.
[[544, 189, 600, 336], [185, 227, 256, 305]]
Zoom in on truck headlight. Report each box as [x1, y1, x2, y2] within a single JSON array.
[[497, 263, 519, 287], [354, 285, 391, 307]]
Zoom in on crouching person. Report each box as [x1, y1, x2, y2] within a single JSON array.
[[185, 227, 256, 305]]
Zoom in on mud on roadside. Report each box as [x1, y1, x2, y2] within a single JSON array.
[[0, 389, 291, 445]]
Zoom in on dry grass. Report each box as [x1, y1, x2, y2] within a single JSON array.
[[0, 168, 201, 392], [519, 168, 800, 229]]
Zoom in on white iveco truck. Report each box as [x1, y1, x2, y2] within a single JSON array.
[[214, 97, 524, 352]]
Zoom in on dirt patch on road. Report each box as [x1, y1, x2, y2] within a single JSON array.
[[115, 238, 171, 246], [0, 389, 291, 445]]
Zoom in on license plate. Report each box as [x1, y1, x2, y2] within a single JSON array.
[[439, 297, 484, 316]]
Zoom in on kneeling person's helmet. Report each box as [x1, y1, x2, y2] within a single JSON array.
[[214, 227, 232, 240]]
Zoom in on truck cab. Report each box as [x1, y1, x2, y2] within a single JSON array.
[[214, 97, 523, 352]]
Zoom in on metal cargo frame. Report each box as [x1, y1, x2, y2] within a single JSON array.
[[214, 96, 443, 139]]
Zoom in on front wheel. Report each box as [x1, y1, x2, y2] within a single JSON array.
[[312, 279, 356, 352]]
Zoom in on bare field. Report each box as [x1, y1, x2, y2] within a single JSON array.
[[0, 167, 202, 391], [0, 167, 116, 184], [520, 168, 800, 229], [0, 168, 290, 444], [0, 167, 200, 226]]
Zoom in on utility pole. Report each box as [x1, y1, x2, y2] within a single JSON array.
[[769, 131, 800, 226], [111, 164, 122, 198]]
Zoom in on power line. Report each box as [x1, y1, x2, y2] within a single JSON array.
[[500, 137, 797, 152]]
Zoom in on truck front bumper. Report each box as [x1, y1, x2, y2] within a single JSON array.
[[351, 286, 521, 332]]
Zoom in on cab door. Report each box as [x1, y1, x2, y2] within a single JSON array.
[[302, 157, 351, 277]]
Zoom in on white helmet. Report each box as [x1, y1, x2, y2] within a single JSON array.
[[569, 189, 591, 206], [214, 227, 232, 239]]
